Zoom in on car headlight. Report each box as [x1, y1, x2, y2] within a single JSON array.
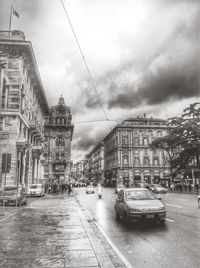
[[158, 206, 165, 210]]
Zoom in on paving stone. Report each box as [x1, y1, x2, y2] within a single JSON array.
[[65, 257, 99, 267], [31, 257, 65, 268]]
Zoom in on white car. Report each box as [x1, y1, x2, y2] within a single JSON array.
[[86, 185, 94, 194], [27, 184, 45, 197]]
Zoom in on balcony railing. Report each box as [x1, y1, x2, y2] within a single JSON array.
[[0, 30, 25, 41]]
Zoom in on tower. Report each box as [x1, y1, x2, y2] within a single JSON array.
[[43, 95, 74, 184]]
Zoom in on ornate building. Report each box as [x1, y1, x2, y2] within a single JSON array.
[[0, 30, 49, 187], [43, 96, 74, 183], [103, 117, 171, 186]]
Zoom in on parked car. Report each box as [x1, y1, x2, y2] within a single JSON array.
[[27, 184, 45, 197], [115, 188, 166, 224], [86, 185, 95, 194], [115, 184, 126, 194], [0, 185, 27, 206], [198, 194, 200, 207], [150, 184, 168, 194]]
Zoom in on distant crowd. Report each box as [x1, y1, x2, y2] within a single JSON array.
[[45, 180, 73, 195]]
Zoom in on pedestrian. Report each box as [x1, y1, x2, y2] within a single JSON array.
[[48, 184, 51, 194], [68, 182, 72, 195]]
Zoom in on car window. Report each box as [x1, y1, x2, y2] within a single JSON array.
[[125, 190, 156, 200]]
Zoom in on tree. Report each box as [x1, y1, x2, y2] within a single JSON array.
[[151, 102, 200, 178]]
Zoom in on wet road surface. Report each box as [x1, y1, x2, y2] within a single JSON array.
[[0, 195, 127, 268], [76, 187, 200, 268]]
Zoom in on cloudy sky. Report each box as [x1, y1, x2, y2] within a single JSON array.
[[0, 0, 200, 162]]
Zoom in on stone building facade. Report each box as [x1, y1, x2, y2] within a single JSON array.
[[83, 142, 104, 185], [43, 96, 74, 184], [0, 30, 49, 188], [103, 117, 171, 186]]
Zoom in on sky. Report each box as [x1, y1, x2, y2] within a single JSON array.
[[0, 0, 200, 162]]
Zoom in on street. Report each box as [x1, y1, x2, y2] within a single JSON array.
[[76, 188, 200, 268], [0, 189, 200, 268]]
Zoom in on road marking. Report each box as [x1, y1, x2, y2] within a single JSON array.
[[166, 218, 174, 223], [165, 203, 183, 208], [86, 209, 133, 268], [95, 222, 133, 268]]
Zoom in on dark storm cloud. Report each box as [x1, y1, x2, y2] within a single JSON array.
[[72, 123, 112, 152], [105, 5, 200, 110]]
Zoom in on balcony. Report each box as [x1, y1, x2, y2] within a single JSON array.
[[29, 120, 44, 140], [16, 136, 29, 152], [0, 30, 25, 41], [32, 145, 43, 158]]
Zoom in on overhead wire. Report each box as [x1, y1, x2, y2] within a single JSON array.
[[60, 0, 109, 121]]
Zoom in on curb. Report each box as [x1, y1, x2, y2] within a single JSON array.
[[75, 197, 133, 268]]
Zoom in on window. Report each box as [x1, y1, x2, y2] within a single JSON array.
[[56, 137, 65, 146], [143, 138, 148, 146], [122, 136, 128, 145], [0, 116, 3, 130], [133, 138, 139, 145], [134, 157, 140, 166], [123, 156, 128, 166], [1, 154, 12, 173], [153, 157, 159, 166], [144, 157, 149, 165]]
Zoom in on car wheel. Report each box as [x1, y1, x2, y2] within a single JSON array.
[[123, 212, 129, 225], [115, 210, 120, 221], [198, 199, 200, 208], [17, 199, 22, 206]]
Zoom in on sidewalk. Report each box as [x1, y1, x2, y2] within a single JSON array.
[[0, 193, 128, 268]]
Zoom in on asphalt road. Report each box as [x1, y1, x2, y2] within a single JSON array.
[[75, 187, 200, 268]]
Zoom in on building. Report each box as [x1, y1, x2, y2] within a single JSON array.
[[84, 142, 104, 185], [43, 95, 74, 184], [72, 160, 85, 180], [103, 117, 171, 186], [0, 30, 49, 188]]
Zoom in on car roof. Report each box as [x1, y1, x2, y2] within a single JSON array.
[[122, 188, 148, 192]]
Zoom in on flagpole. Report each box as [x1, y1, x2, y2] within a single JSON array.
[[8, 1, 13, 32]]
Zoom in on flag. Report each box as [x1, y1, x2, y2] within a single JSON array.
[[12, 8, 19, 19]]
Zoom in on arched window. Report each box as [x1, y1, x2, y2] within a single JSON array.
[[56, 137, 65, 146], [123, 156, 129, 166]]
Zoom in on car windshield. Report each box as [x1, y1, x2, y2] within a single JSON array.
[[30, 185, 41, 189], [125, 190, 156, 200]]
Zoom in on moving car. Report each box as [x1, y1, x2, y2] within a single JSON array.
[[115, 184, 126, 194], [86, 185, 94, 194], [0, 185, 27, 206], [150, 184, 168, 194], [198, 194, 200, 207], [115, 188, 166, 224], [27, 184, 45, 197]]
